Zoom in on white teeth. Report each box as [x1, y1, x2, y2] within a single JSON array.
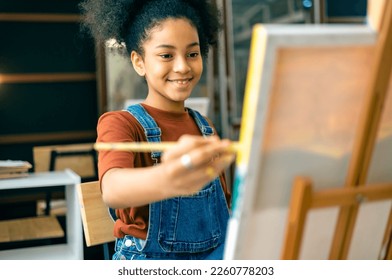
[[171, 79, 189, 84], [171, 80, 190, 85]]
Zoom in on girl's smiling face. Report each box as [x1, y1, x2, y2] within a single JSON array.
[[131, 18, 203, 112]]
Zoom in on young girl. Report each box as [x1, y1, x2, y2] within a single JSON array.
[[80, 0, 235, 260]]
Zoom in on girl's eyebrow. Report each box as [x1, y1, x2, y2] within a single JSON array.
[[155, 42, 200, 49]]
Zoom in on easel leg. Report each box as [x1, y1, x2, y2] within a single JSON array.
[[329, 0, 392, 259], [379, 205, 392, 260], [281, 177, 313, 260]]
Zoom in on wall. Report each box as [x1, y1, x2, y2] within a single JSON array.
[[0, 0, 98, 167]]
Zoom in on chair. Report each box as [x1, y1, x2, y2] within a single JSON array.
[[77, 181, 115, 259], [33, 143, 98, 215], [33, 143, 97, 176]]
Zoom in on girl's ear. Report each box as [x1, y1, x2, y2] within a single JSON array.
[[130, 51, 146, 76]]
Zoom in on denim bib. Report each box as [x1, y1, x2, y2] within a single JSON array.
[[112, 104, 230, 260]]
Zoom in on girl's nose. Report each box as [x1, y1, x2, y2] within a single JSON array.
[[173, 57, 191, 73]]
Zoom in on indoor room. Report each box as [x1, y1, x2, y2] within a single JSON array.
[[0, 0, 391, 268]]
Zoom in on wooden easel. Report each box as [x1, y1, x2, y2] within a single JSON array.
[[282, 0, 392, 260], [281, 177, 392, 259]]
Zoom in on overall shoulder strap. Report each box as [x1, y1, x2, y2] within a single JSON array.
[[124, 104, 162, 159], [108, 104, 162, 221], [186, 108, 214, 136]]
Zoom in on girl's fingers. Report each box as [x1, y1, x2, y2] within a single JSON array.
[[167, 153, 236, 196], [171, 141, 233, 175], [161, 135, 220, 162], [159, 135, 236, 196]]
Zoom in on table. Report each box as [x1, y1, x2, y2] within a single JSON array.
[[0, 169, 82, 259]]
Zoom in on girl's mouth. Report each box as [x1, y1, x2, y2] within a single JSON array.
[[168, 78, 192, 84]]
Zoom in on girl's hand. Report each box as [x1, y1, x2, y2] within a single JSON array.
[[160, 135, 235, 197]]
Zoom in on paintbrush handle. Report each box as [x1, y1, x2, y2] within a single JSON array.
[[94, 141, 241, 152]]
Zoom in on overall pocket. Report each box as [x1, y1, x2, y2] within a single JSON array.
[[158, 182, 221, 253], [112, 235, 146, 260]]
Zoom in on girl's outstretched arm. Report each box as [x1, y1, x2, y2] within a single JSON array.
[[101, 135, 235, 208]]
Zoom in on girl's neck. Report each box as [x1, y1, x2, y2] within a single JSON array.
[[143, 95, 186, 113]]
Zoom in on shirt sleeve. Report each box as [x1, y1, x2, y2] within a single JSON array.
[[96, 111, 136, 181]]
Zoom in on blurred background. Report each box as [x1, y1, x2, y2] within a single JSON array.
[[0, 0, 368, 164], [0, 0, 370, 259]]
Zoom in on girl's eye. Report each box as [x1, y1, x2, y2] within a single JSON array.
[[160, 54, 172, 59], [187, 52, 199, 58]]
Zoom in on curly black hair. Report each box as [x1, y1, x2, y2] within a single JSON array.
[[79, 0, 221, 57]]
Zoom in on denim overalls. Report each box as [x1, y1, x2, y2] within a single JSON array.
[[112, 104, 230, 260]]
